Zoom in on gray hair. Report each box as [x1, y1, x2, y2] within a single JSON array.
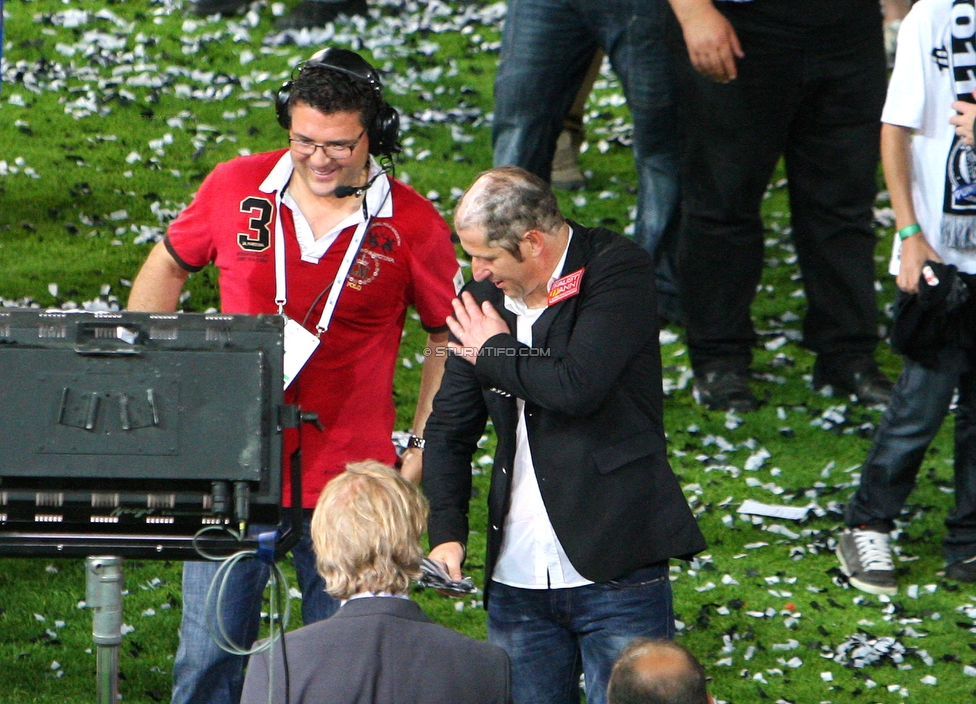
[[454, 166, 565, 261]]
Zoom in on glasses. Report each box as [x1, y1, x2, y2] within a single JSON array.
[[289, 129, 366, 159]]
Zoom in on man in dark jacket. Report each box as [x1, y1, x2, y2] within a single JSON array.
[[422, 167, 706, 704]]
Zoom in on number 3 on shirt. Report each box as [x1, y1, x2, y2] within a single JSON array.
[[237, 196, 273, 252]]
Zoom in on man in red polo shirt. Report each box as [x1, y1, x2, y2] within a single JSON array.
[[128, 48, 460, 704]]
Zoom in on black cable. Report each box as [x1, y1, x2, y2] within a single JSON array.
[[299, 282, 334, 329], [275, 568, 292, 704]]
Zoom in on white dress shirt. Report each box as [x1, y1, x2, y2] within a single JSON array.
[[491, 229, 593, 590]]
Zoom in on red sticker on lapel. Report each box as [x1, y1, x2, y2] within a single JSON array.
[[548, 268, 585, 306]]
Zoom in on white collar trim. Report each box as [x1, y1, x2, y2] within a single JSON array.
[[261, 153, 393, 263], [504, 226, 574, 316]]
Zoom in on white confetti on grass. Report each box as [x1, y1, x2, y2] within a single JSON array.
[[659, 329, 679, 345], [3, 7, 937, 699], [744, 448, 771, 471]]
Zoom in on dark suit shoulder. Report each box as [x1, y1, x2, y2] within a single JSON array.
[[566, 221, 653, 269], [282, 598, 503, 661], [244, 599, 511, 704]]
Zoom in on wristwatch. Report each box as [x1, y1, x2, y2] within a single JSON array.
[[407, 435, 426, 451]]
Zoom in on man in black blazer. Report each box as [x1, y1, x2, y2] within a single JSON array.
[[241, 461, 511, 704], [422, 166, 706, 704]]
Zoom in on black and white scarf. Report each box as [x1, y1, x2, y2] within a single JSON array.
[[944, 0, 976, 249]]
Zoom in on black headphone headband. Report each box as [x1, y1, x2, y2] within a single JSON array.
[[300, 47, 383, 95], [275, 47, 400, 158]]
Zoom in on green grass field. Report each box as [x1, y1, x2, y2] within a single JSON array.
[[2, 1, 975, 702]]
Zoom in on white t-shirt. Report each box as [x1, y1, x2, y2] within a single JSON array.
[[882, 0, 976, 275]]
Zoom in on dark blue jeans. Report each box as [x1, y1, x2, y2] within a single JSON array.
[[845, 348, 976, 564], [487, 564, 673, 704], [492, 0, 684, 320], [171, 511, 339, 704]]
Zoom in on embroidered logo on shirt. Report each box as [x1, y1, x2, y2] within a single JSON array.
[[347, 222, 400, 290], [547, 268, 585, 306]]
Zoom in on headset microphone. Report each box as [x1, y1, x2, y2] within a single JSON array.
[[334, 169, 387, 198]]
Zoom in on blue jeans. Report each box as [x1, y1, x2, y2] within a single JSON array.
[[171, 512, 339, 704], [487, 563, 673, 704], [845, 348, 976, 564], [492, 0, 683, 321]]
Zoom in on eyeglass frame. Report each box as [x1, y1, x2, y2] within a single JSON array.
[[288, 128, 367, 159]]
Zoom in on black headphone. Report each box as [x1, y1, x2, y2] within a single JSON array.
[[275, 47, 400, 158]]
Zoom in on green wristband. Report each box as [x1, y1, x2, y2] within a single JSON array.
[[897, 223, 922, 240]]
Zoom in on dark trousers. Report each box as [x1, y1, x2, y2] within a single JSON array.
[[676, 4, 887, 373], [845, 348, 976, 564], [492, 0, 685, 319]]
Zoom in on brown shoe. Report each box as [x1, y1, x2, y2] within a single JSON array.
[[550, 128, 586, 191]]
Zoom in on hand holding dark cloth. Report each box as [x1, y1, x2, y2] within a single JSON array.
[[891, 260, 976, 367]]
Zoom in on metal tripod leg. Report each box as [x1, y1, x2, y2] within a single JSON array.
[[86, 556, 123, 704]]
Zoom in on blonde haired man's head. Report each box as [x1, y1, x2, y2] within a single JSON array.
[[311, 460, 428, 600]]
